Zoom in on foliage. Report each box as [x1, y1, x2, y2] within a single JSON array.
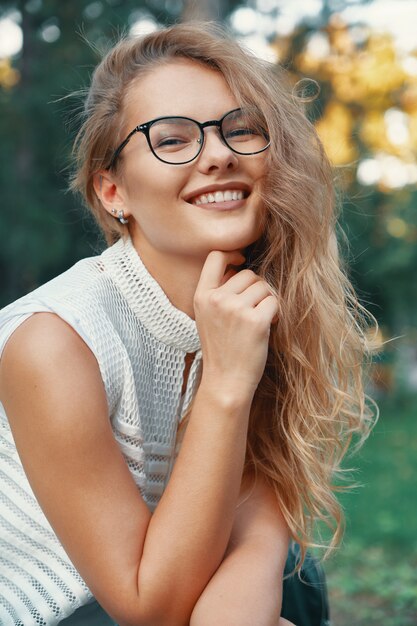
[[326, 542, 417, 626], [273, 15, 417, 336], [324, 396, 417, 624]]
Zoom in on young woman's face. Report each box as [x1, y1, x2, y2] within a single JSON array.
[[112, 59, 267, 263]]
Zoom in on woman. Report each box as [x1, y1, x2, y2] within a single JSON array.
[[0, 23, 374, 626]]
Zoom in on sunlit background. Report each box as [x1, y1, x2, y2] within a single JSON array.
[[0, 1, 416, 624]]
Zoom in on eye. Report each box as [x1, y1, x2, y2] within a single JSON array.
[[226, 127, 259, 138], [150, 120, 199, 152], [224, 125, 262, 143], [155, 136, 190, 148]]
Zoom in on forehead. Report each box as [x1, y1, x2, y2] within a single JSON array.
[[124, 59, 238, 124]]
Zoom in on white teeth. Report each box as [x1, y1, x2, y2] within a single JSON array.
[[192, 189, 246, 204]]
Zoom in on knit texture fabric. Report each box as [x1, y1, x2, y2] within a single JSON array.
[[0, 236, 202, 625]]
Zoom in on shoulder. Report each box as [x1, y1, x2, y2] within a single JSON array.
[[1, 312, 98, 374], [0, 255, 106, 351], [0, 313, 106, 429]]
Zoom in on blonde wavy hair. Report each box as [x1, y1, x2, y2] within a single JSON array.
[[71, 22, 376, 562]]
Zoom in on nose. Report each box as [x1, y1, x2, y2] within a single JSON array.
[[197, 127, 239, 173]]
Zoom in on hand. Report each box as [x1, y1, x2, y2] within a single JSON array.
[[194, 250, 279, 397]]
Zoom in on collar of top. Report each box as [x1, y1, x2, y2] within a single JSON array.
[[102, 236, 201, 354]]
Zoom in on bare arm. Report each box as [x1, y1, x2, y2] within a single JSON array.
[[190, 475, 290, 626], [0, 251, 278, 626]]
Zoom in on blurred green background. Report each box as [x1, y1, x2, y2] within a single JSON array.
[[0, 1, 416, 623]]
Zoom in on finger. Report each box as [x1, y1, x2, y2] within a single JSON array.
[[219, 268, 238, 286], [254, 294, 279, 324], [220, 268, 261, 294], [198, 250, 245, 291], [235, 280, 274, 308]]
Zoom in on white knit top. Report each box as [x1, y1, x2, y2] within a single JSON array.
[[0, 236, 203, 625]]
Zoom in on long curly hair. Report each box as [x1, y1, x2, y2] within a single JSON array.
[[71, 22, 376, 562]]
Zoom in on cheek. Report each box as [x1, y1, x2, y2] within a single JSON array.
[[254, 159, 268, 184], [127, 156, 189, 193]]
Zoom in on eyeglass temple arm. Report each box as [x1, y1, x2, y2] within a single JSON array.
[[107, 126, 141, 170]]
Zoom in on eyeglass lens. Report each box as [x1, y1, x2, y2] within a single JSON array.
[[149, 109, 268, 164]]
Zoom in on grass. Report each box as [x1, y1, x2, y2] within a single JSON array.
[[323, 394, 417, 625]]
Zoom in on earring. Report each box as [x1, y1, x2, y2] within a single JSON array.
[[117, 210, 129, 225], [111, 208, 129, 225]]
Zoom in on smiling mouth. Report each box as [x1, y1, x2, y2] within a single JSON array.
[[190, 189, 248, 205]]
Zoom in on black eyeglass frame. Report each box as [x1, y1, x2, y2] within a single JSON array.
[[106, 108, 270, 169]]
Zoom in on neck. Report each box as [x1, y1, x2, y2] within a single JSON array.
[[130, 235, 204, 320]]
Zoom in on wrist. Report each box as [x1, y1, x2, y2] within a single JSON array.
[[197, 377, 255, 414]]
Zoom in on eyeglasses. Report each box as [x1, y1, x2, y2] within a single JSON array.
[[107, 108, 270, 168]]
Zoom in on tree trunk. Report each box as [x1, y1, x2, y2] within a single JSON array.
[[181, 0, 226, 23]]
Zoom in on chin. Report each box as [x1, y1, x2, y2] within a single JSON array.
[[207, 228, 262, 252]]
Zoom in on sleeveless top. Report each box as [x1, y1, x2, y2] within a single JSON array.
[[0, 236, 203, 625]]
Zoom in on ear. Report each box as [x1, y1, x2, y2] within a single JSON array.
[[92, 170, 130, 218]]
